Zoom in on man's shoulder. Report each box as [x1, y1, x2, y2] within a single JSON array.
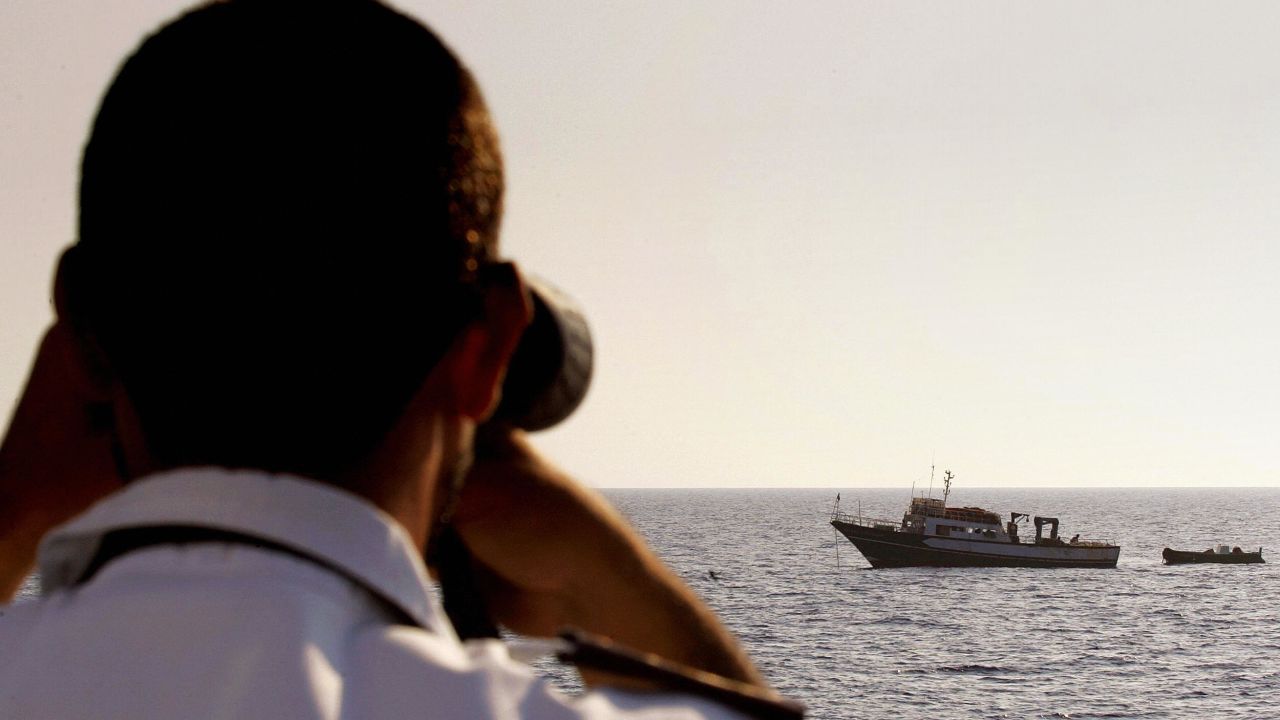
[[344, 627, 750, 720], [0, 589, 744, 720]]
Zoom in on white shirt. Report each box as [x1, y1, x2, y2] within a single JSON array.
[[0, 468, 747, 719]]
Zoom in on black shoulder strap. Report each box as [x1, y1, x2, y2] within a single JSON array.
[[77, 524, 415, 626]]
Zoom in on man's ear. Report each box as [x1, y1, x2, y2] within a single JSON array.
[[438, 262, 533, 422], [51, 246, 113, 402], [52, 246, 76, 324]]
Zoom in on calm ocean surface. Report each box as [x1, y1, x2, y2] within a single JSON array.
[[15, 487, 1280, 719]]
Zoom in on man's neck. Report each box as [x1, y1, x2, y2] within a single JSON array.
[[336, 411, 471, 553]]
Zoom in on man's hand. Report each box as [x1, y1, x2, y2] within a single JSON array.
[[449, 427, 765, 689], [0, 323, 124, 600]]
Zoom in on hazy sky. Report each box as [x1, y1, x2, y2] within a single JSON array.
[[4, 1, 1280, 488]]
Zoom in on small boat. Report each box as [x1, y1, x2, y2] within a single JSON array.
[[830, 470, 1120, 569], [1162, 545, 1264, 565]]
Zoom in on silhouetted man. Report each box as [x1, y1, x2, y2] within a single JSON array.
[[0, 1, 782, 717]]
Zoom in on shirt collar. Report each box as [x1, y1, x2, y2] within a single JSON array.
[[38, 467, 455, 638]]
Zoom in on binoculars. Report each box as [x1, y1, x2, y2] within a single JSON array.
[[491, 275, 593, 431]]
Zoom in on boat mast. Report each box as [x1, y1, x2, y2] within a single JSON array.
[[942, 470, 953, 508]]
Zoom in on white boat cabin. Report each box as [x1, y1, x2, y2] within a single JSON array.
[[902, 497, 1007, 539]]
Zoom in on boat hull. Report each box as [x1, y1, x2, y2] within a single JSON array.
[[832, 520, 1120, 569], [1162, 548, 1264, 565]]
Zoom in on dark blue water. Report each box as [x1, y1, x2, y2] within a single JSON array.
[[15, 488, 1280, 719], [604, 488, 1280, 720]]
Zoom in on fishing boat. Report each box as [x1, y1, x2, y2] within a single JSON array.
[[830, 470, 1120, 569], [1162, 546, 1264, 565]]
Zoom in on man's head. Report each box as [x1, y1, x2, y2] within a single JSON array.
[[59, 0, 513, 482]]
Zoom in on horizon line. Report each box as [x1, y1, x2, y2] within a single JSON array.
[[594, 485, 1280, 490]]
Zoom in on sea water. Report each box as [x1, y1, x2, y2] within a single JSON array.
[[604, 488, 1280, 720], [13, 488, 1280, 719]]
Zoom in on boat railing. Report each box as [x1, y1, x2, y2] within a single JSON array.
[[830, 510, 898, 529], [1052, 537, 1115, 548]]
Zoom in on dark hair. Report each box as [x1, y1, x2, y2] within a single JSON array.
[[66, 0, 503, 479]]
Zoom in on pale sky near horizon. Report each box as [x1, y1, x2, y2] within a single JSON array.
[[4, 1, 1280, 489]]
